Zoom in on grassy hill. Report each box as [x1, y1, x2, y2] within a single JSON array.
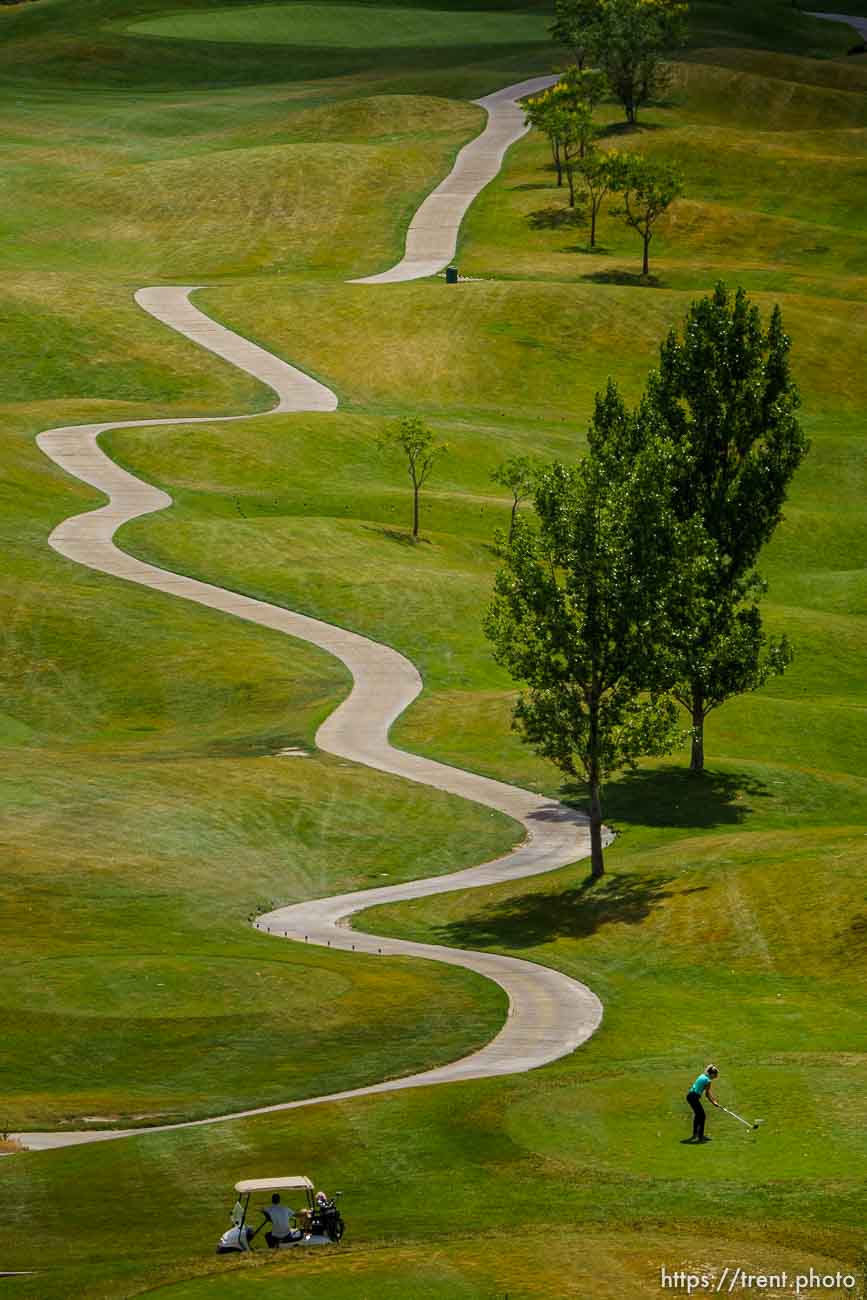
[[1, 0, 866, 1295]]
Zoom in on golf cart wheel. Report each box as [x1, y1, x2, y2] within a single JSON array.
[[332, 1216, 345, 1241]]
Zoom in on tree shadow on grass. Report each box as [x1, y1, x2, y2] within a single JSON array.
[[510, 181, 554, 192], [435, 869, 705, 949], [600, 120, 667, 140], [581, 269, 663, 287], [842, 912, 867, 957], [528, 205, 586, 230], [362, 525, 430, 547], [565, 766, 772, 832]]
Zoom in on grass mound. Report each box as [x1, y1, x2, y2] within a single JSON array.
[[126, 3, 552, 49]]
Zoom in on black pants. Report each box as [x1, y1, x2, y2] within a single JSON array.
[[266, 1230, 300, 1249], [686, 1090, 706, 1139]]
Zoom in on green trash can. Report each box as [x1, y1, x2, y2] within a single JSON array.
[[445, 266, 459, 284]]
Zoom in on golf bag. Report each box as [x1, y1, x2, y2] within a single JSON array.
[[310, 1195, 345, 1241]]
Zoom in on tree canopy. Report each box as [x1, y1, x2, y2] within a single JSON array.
[[524, 72, 607, 192], [486, 420, 706, 876], [589, 284, 808, 770], [549, 0, 605, 68], [608, 152, 682, 275], [646, 283, 808, 768], [486, 284, 806, 875], [551, 0, 687, 123]]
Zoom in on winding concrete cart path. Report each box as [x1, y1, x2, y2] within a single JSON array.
[[352, 74, 555, 283], [809, 11, 867, 41], [18, 74, 605, 1154]]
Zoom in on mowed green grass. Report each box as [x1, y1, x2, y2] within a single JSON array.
[[0, 0, 560, 92], [127, 3, 551, 48], [5, 1076, 861, 1298], [0, 80, 522, 1131], [2, 0, 867, 1295], [0, 0, 857, 94], [0, 392, 519, 1129], [0, 92, 484, 282], [449, 54, 867, 296]]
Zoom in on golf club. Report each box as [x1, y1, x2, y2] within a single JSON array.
[[720, 1105, 763, 1131]]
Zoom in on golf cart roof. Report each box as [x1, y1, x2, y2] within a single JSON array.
[[234, 1177, 314, 1195]]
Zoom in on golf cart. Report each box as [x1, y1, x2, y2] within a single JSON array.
[[216, 1176, 345, 1253]]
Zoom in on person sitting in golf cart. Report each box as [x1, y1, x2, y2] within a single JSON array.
[[261, 1192, 297, 1248]]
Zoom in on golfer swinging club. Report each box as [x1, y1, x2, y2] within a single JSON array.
[[686, 1063, 720, 1142]]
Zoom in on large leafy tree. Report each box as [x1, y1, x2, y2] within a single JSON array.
[[486, 420, 706, 876], [642, 284, 808, 769], [549, 0, 606, 68], [587, 0, 687, 124]]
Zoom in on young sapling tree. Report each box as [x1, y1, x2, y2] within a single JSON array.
[[575, 150, 617, 247], [378, 416, 449, 540], [491, 455, 541, 542], [609, 152, 682, 275]]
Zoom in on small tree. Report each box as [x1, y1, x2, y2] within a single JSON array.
[[609, 152, 682, 275], [575, 149, 617, 247], [524, 70, 608, 190], [378, 416, 448, 540], [486, 430, 706, 876], [491, 455, 540, 542], [525, 91, 565, 187], [645, 284, 809, 769], [587, 0, 687, 124], [556, 105, 599, 206]]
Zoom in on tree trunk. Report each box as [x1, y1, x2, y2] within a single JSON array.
[[690, 686, 705, 772], [567, 165, 575, 208], [412, 485, 419, 539], [590, 202, 597, 247], [589, 778, 605, 878], [509, 498, 518, 542], [642, 231, 650, 276], [587, 694, 605, 876], [553, 140, 563, 187]]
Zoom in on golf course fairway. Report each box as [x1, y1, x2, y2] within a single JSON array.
[[1, 0, 866, 1295]]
